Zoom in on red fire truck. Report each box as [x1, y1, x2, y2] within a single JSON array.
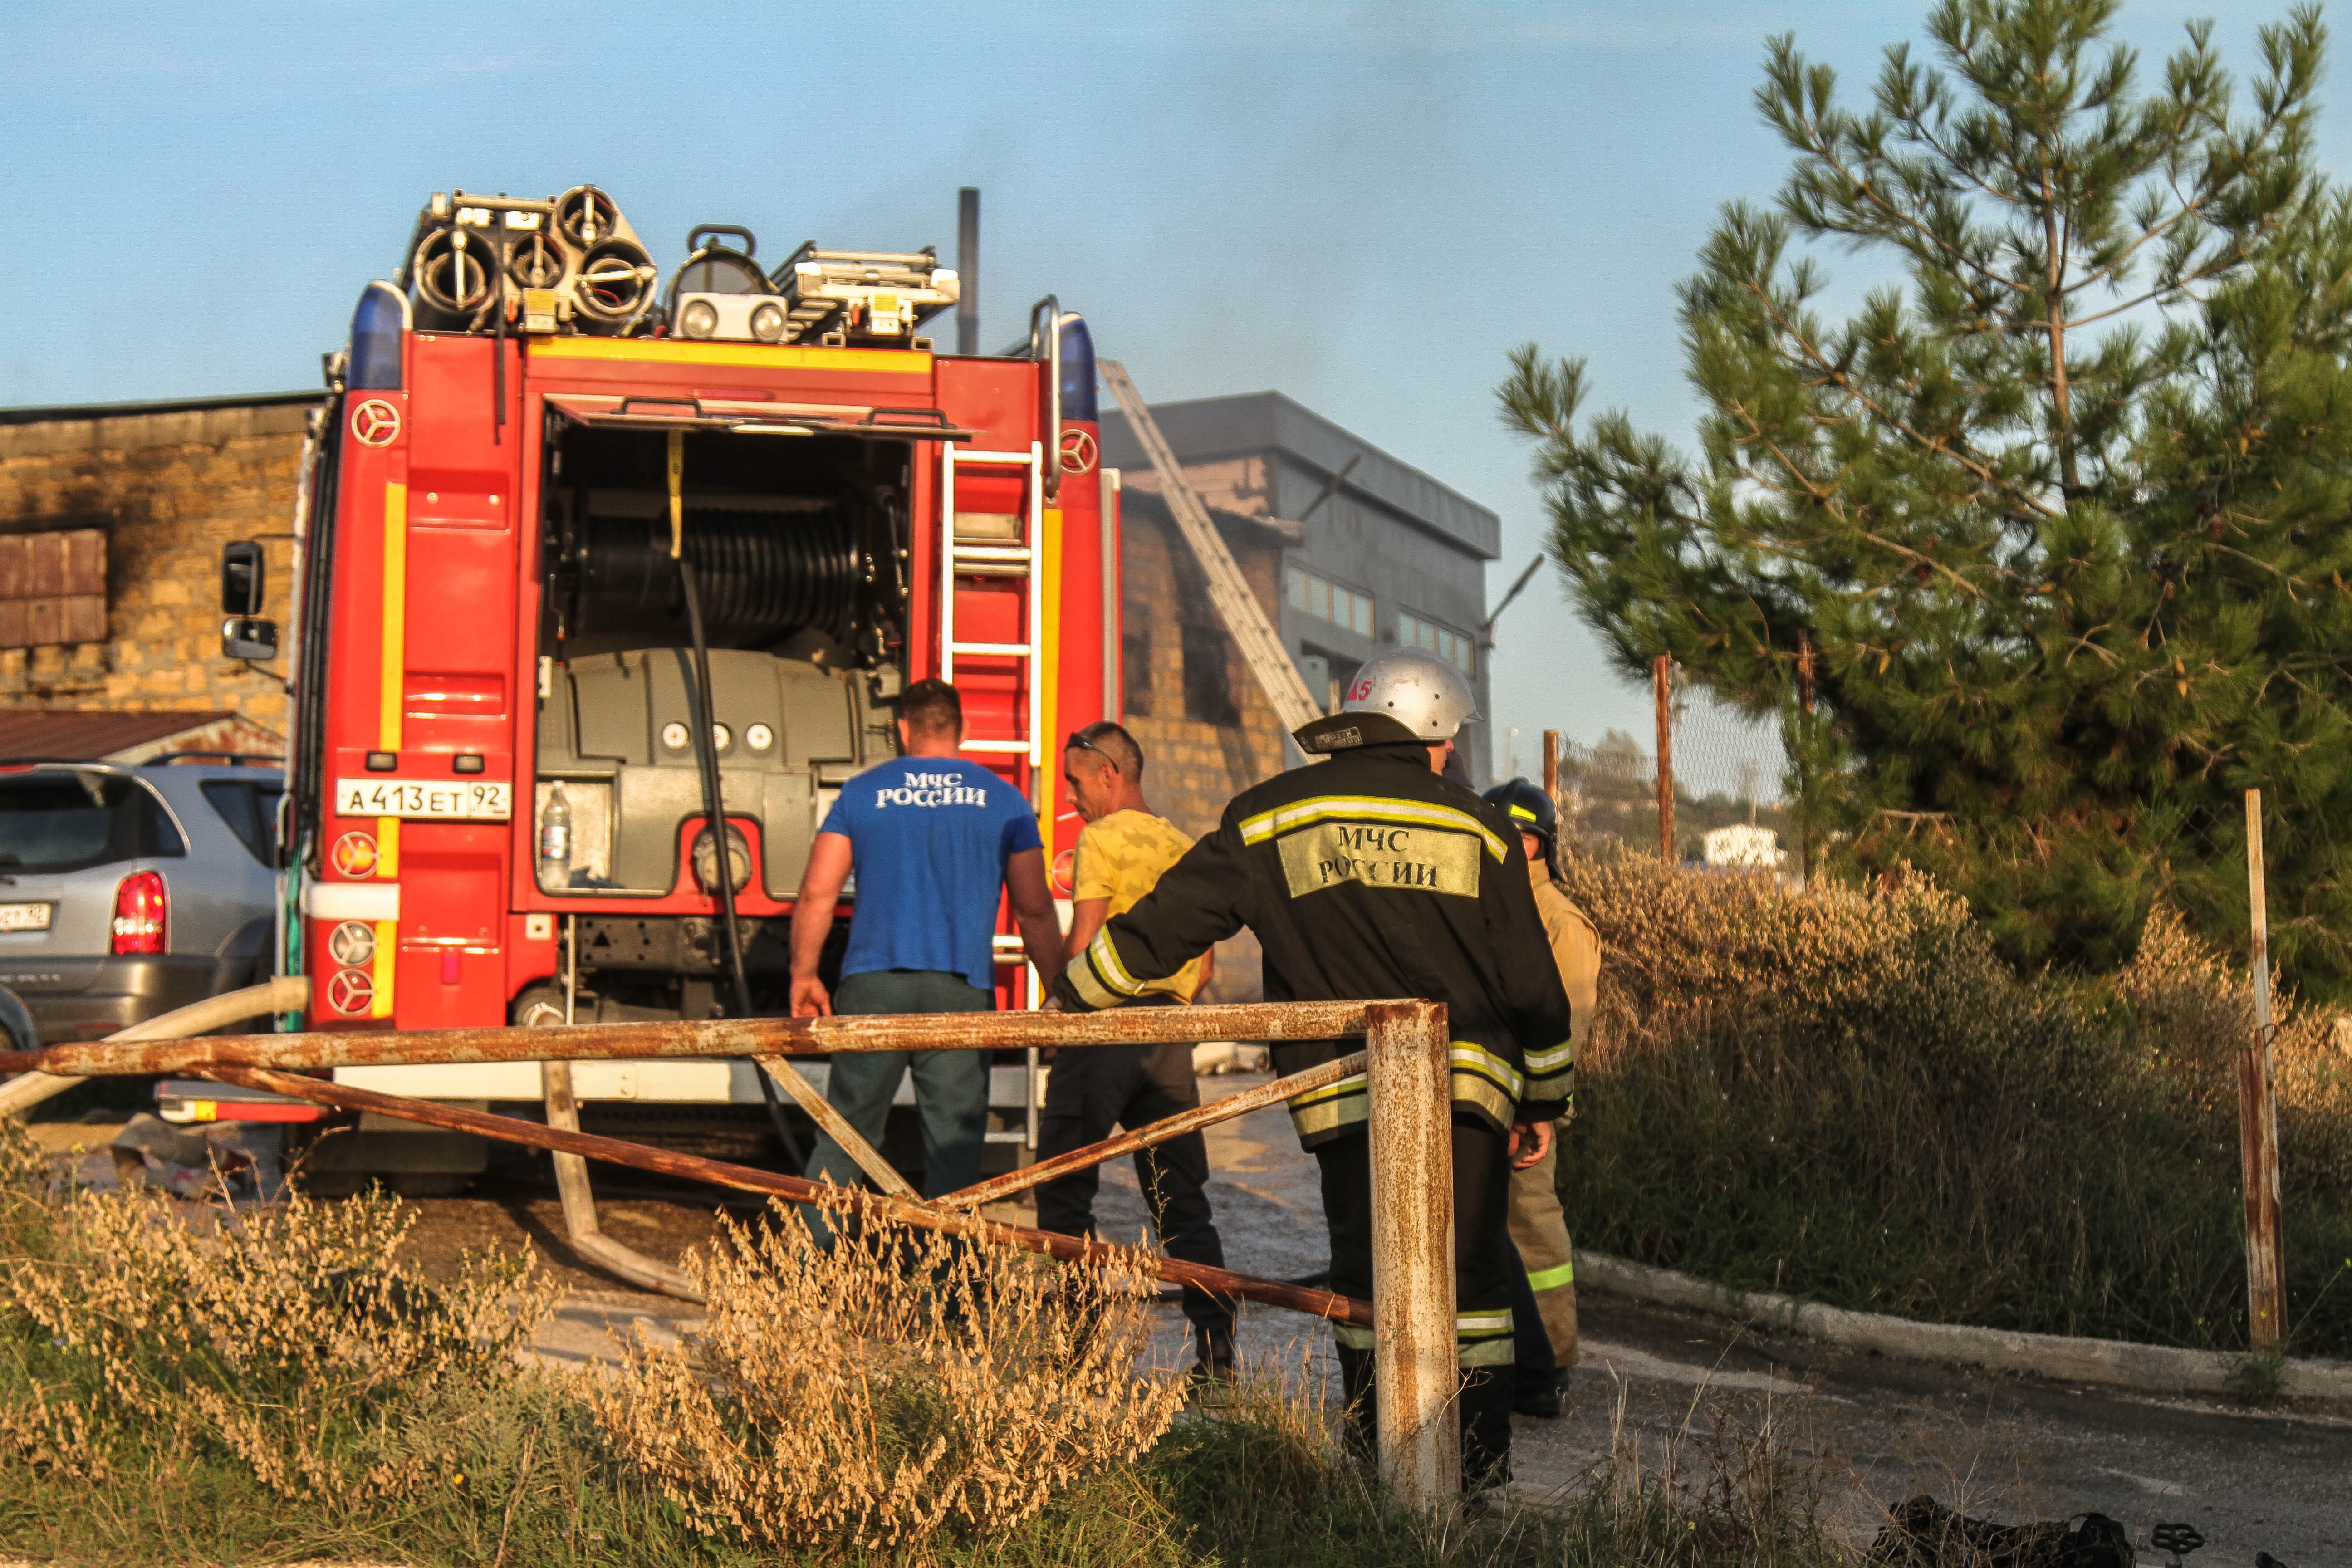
[[238, 185, 1112, 1161]]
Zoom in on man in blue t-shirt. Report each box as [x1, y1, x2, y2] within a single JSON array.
[[787, 678, 1063, 1199]]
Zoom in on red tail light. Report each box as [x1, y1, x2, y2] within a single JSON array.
[[111, 871, 167, 956]]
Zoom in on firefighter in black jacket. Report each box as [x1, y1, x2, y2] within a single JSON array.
[[1050, 650, 1573, 1489]]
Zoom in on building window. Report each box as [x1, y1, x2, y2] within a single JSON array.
[[0, 530, 106, 649], [1122, 624, 1153, 717], [1284, 565, 1374, 639], [1299, 643, 1361, 715], [1397, 610, 1474, 674], [1181, 624, 1239, 727]]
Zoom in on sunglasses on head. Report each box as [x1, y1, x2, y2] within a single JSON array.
[[1065, 731, 1120, 772]]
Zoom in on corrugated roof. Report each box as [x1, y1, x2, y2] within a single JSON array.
[[0, 710, 280, 763]]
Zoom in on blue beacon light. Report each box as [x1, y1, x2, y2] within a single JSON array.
[[348, 281, 409, 391], [1058, 313, 1097, 424]]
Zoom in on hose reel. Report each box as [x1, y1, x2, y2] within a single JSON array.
[[573, 240, 657, 326], [402, 186, 656, 335], [506, 230, 567, 290], [563, 504, 860, 656], [556, 185, 622, 250], [412, 226, 498, 324]]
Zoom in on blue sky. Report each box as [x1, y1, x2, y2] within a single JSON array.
[[0, 0, 2324, 770]]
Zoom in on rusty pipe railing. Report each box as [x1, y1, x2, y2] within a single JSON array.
[[931, 1050, 1366, 1212], [0, 999, 1378, 1079], [0, 975, 314, 1118]]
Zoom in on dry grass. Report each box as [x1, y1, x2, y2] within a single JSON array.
[[0, 1127, 557, 1501], [1555, 849, 2352, 1355], [0, 1117, 1860, 1567], [591, 1196, 1188, 1550]]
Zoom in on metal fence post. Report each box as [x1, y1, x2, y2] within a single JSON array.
[[2242, 789, 2287, 1352], [1653, 654, 1675, 862], [1365, 1000, 1457, 1507]]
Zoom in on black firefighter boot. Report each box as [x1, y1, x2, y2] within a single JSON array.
[[1507, 1242, 1561, 1418], [1336, 1344, 1516, 1496], [1186, 1321, 1238, 1405]]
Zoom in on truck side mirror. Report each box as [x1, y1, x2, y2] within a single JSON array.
[[222, 616, 279, 662], [220, 542, 275, 660], [221, 540, 265, 616]]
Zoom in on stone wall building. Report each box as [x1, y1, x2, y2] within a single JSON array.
[[1110, 484, 1297, 840], [0, 392, 318, 743]]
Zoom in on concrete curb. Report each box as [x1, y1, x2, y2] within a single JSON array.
[[1575, 1250, 2352, 1404]]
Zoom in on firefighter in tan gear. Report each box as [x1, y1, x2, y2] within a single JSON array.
[[1483, 777, 1598, 1414], [1049, 650, 1573, 1491]]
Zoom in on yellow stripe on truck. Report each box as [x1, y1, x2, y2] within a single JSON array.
[[374, 479, 406, 1021], [370, 918, 397, 1019], [529, 338, 933, 376], [1038, 505, 1060, 776], [379, 481, 406, 752]]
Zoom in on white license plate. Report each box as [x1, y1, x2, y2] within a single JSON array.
[[0, 903, 50, 932], [334, 778, 512, 821]]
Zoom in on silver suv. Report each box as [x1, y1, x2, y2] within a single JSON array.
[[0, 760, 282, 1044]]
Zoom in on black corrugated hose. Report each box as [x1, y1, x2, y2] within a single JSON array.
[[676, 554, 807, 1171]]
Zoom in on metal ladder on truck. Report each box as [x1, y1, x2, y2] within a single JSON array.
[[939, 439, 1046, 763], [938, 439, 1049, 1150]]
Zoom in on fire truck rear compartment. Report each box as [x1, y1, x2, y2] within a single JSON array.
[[535, 425, 905, 924]]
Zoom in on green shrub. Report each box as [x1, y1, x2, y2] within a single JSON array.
[[1556, 853, 2352, 1356]]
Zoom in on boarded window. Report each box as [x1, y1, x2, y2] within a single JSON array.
[[0, 531, 105, 649], [1121, 625, 1153, 717], [1181, 624, 1239, 727]]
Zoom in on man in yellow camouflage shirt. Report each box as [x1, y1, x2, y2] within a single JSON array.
[[1039, 721, 1234, 1380]]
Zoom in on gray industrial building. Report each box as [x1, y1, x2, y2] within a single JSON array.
[[1101, 391, 1499, 784]]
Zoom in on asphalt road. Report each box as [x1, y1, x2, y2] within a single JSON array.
[[388, 1073, 2351, 1567]]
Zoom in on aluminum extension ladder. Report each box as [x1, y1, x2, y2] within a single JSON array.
[[938, 440, 1045, 764]]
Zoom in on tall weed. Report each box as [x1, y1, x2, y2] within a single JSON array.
[[0, 1125, 559, 1499], [591, 1197, 1188, 1550], [1556, 852, 2352, 1356]]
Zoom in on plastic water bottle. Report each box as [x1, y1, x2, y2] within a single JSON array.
[[538, 783, 572, 891]]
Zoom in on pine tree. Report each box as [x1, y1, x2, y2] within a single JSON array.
[[1500, 0, 2352, 990]]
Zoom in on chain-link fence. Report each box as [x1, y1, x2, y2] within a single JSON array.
[[1522, 681, 1791, 872]]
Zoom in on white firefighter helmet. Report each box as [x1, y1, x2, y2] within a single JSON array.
[[1294, 648, 1479, 754]]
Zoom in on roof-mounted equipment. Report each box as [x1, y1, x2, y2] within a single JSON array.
[[398, 186, 655, 336], [769, 245, 959, 348], [668, 226, 789, 343]]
